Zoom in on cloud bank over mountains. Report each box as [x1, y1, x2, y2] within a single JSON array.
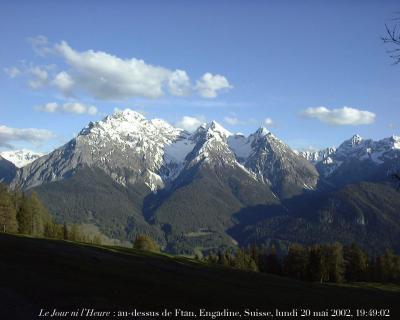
[[0, 125, 54, 148], [36, 102, 98, 115], [7, 36, 233, 101], [302, 106, 376, 126]]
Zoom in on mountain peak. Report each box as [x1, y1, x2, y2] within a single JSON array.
[[207, 121, 231, 135], [0, 149, 44, 168], [336, 134, 363, 152], [109, 108, 146, 122], [255, 127, 270, 137], [196, 121, 232, 139], [350, 134, 363, 145], [79, 108, 181, 140]]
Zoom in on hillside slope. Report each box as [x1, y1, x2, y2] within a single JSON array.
[[231, 182, 400, 255], [0, 156, 17, 184], [0, 233, 399, 320]]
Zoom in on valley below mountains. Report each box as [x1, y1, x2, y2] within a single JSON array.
[[1, 109, 400, 255]]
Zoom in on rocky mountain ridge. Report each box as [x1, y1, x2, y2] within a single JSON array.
[[0, 149, 44, 168], [2, 109, 399, 254], [11, 109, 318, 198]]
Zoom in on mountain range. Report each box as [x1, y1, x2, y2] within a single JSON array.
[[1, 109, 400, 255], [0, 149, 44, 168]]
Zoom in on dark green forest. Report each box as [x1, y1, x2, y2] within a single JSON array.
[[0, 183, 102, 243], [1, 182, 400, 286], [202, 242, 400, 284]]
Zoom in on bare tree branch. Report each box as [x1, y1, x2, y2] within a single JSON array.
[[382, 17, 400, 64]]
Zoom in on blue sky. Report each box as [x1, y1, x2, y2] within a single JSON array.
[[0, 0, 399, 153]]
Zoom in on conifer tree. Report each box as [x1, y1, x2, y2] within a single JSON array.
[[259, 245, 281, 275], [206, 253, 218, 264], [16, 193, 31, 234], [249, 244, 260, 266], [92, 234, 102, 245], [68, 224, 79, 241], [379, 249, 400, 282], [43, 220, 63, 239], [28, 192, 48, 236], [283, 243, 308, 280], [10, 189, 23, 213], [133, 234, 160, 252], [0, 184, 18, 233], [325, 242, 345, 283], [218, 251, 230, 266], [344, 243, 368, 282], [233, 248, 258, 272], [62, 223, 68, 240], [307, 244, 328, 282]]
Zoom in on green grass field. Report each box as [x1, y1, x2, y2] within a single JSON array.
[[0, 233, 399, 319]]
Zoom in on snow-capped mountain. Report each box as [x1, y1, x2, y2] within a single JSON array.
[[12, 110, 196, 191], [186, 121, 242, 169], [9, 110, 399, 196], [295, 147, 336, 164], [0, 149, 44, 168], [229, 128, 319, 198], [3, 109, 400, 254], [295, 134, 400, 189], [12, 109, 318, 199], [333, 134, 400, 164]]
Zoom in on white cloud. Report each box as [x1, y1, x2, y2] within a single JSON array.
[[264, 118, 274, 126], [4, 67, 21, 78], [168, 70, 191, 96], [28, 66, 48, 89], [52, 71, 74, 94], [224, 116, 239, 125], [64, 103, 97, 115], [36, 102, 98, 115], [301, 106, 375, 126], [223, 116, 259, 126], [38, 102, 59, 113], [12, 37, 233, 101], [27, 35, 52, 56], [53, 41, 177, 100], [176, 116, 206, 131], [195, 73, 232, 98], [0, 125, 54, 148]]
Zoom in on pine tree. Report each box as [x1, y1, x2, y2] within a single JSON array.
[[218, 251, 230, 266], [0, 184, 18, 233], [10, 189, 23, 213], [259, 245, 281, 275], [92, 234, 102, 245], [307, 244, 328, 282], [379, 249, 400, 282], [206, 253, 218, 264], [283, 243, 308, 280], [133, 234, 160, 252], [69, 224, 80, 241], [28, 192, 47, 236], [325, 242, 345, 283], [249, 244, 260, 266], [63, 223, 68, 240], [43, 221, 63, 239], [233, 248, 258, 272], [16, 193, 30, 234], [344, 243, 368, 282]]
